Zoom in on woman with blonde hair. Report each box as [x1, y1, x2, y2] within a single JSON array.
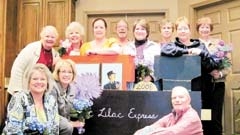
[[50, 59, 84, 135], [159, 19, 174, 46], [59, 22, 85, 56], [7, 25, 60, 95], [3, 63, 59, 134]]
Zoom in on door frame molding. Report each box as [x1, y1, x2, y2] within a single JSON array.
[[189, 0, 229, 37], [0, 0, 7, 125]]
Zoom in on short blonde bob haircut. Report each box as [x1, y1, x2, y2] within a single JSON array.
[[26, 63, 54, 92], [40, 25, 59, 39], [196, 17, 213, 32], [133, 19, 150, 38], [52, 59, 77, 81], [175, 16, 190, 30], [65, 21, 85, 38]]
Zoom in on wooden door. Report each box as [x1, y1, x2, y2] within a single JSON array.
[[17, 0, 43, 53], [17, 0, 75, 51], [45, 0, 75, 44], [0, 0, 6, 126], [196, 0, 240, 134], [86, 11, 167, 42]]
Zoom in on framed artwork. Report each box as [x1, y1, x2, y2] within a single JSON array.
[[75, 63, 100, 76], [101, 63, 122, 90], [64, 55, 135, 90]]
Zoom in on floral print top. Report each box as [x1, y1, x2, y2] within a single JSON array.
[[3, 91, 59, 135]]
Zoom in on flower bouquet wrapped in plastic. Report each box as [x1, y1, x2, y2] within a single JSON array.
[[211, 40, 232, 70], [70, 98, 93, 134], [58, 39, 72, 57], [135, 63, 153, 83]]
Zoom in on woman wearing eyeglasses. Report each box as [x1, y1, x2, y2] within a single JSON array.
[[50, 59, 84, 135]]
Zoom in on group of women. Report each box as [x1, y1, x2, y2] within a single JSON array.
[[4, 59, 83, 134], [4, 24, 84, 134], [3, 16, 229, 135]]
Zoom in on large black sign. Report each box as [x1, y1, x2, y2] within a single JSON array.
[[83, 90, 201, 135]]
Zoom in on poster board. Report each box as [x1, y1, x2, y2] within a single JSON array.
[[83, 91, 201, 135]]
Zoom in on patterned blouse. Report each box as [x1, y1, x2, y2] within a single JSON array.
[[3, 91, 59, 135]]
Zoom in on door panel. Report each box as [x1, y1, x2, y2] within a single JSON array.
[[45, 0, 74, 44], [18, 0, 43, 52], [196, 0, 240, 134], [87, 12, 166, 42], [0, 0, 6, 125]]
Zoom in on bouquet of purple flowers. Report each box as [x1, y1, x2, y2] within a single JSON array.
[[71, 73, 102, 134], [211, 40, 232, 70]]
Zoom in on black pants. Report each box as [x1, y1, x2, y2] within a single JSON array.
[[202, 82, 225, 135]]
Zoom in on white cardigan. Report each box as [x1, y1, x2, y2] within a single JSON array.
[[7, 41, 59, 94]]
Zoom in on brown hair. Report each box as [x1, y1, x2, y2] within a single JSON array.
[[133, 19, 150, 38], [92, 18, 108, 28], [196, 17, 213, 32]]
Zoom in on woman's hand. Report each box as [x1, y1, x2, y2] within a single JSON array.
[[188, 48, 201, 55], [70, 120, 85, 128], [210, 69, 222, 79]]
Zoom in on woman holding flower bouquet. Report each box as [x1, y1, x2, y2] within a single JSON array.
[[197, 17, 231, 135], [161, 16, 222, 134], [128, 19, 160, 90], [51, 59, 85, 135], [58, 22, 85, 56], [3, 64, 59, 134], [161, 16, 217, 90]]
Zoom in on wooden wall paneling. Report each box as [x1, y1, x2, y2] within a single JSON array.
[[45, 0, 76, 45], [17, 0, 43, 52], [196, 0, 240, 134], [5, 0, 18, 77], [0, 0, 6, 126], [2, 0, 76, 125]]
